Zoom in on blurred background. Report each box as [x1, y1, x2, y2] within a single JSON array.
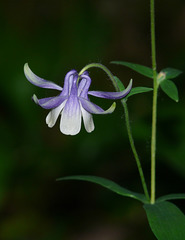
[[0, 0, 185, 239]]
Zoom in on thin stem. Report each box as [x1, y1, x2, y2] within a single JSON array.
[[79, 63, 118, 89], [79, 63, 150, 201], [150, 0, 158, 204], [121, 100, 150, 201]]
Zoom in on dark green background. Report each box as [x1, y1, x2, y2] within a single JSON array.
[[0, 0, 185, 239]]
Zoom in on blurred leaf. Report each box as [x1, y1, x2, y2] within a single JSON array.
[[160, 80, 179, 102], [111, 61, 153, 78], [57, 175, 148, 203], [157, 194, 185, 202], [144, 201, 185, 240], [114, 76, 153, 99], [113, 76, 125, 91], [160, 68, 182, 80], [127, 87, 153, 98]]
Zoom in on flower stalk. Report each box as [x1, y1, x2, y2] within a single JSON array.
[[121, 100, 150, 201], [80, 63, 149, 201], [79, 63, 118, 89]]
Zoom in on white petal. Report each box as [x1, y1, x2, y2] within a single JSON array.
[[46, 100, 67, 128], [60, 98, 82, 135], [80, 104, 95, 133]]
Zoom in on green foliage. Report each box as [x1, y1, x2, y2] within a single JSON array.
[[114, 76, 125, 91], [128, 87, 153, 98], [157, 67, 181, 102], [57, 175, 148, 203], [160, 68, 182, 80], [111, 61, 153, 78], [160, 79, 179, 102], [114, 76, 153, 99], [112, 62, 182, 102], [144, 201, 185, 240], [157, 194, 185, 202]]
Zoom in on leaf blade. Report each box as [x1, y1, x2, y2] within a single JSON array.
[[144, 201, 185, 240], [114, 76, 153, 98], [160, 68, 182, 79], [160, 79, 179, 102], [128, 87, 153, 98], [111, 61, 153, 78], [157, 193, 185, 202], [57, 175, 148, 203], [113, 76, 125, 91]]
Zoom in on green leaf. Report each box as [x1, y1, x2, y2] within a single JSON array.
[[144, 201, 185, 240], [113, 76, 125, 91], [57, 175, 148, 203], [111, 61, 153, 78], [160, 80, 179, 102], [127, 87, 153, 98], [157, 193, 185, 202], [114, 76, 153, 98], [160, 68, 182, 79]]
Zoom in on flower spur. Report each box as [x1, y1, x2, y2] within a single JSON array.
[[24, 63, 132, 135]]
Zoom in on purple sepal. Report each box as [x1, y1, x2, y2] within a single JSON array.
[[32, 94, 67, 109], [24, 63, 63, 91], [80, 97, 115, 114], [88, 79, 132, 99]]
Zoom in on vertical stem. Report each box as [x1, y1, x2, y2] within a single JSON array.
[[150, 0, 158, 204], [122, 100, 150, 201]]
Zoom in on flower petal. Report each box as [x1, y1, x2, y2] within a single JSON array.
[[78, 78, 87, 96], [32, 94, 67, 109], [24, 63, 63, 90], [78, 75, 91, 98], [79, 97, 116, 114], [88, 79, 132, 99], [60, 96, 82, 135], [80, 103, 95, 133], [61, 70, 77, 96], [46, 100, 67, 128]]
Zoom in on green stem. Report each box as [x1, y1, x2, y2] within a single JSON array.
[[121, 100, 150, 201], [79, 63, 150, 201], [79, 63, 118, 89], [150, 0, 158, 204]]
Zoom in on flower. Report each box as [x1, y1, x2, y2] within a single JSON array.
[[24, 63, 132, 135]]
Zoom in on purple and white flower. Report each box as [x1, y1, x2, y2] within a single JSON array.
[[24, 63, 132, 135]]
